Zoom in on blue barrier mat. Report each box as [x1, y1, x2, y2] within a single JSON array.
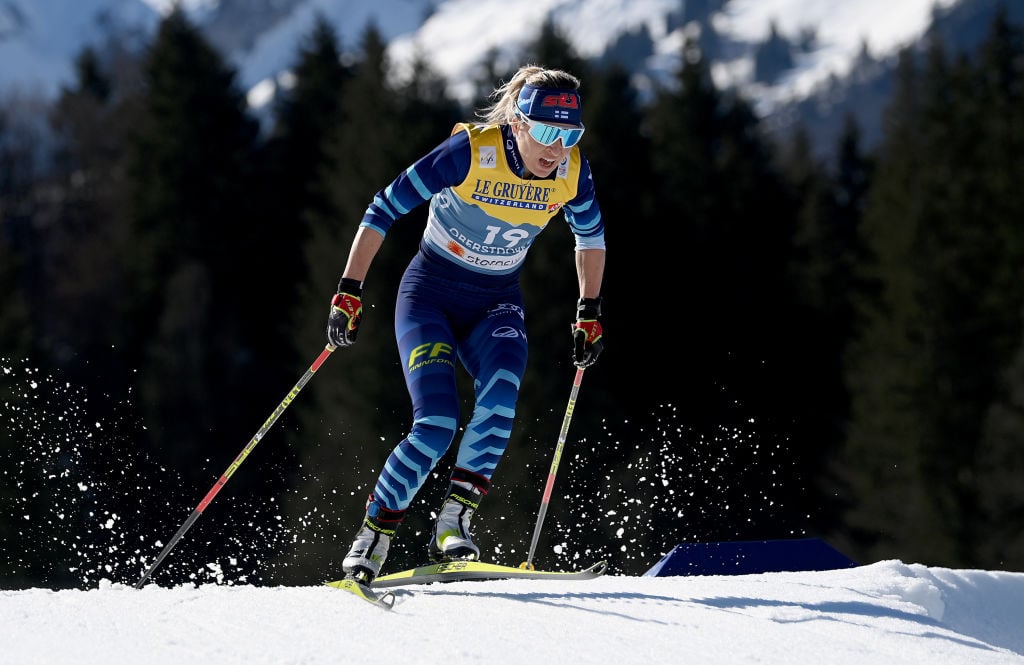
[[645, 537, 857, 577]]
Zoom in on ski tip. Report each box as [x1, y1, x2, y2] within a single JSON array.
[[325, 577, 396, 610]]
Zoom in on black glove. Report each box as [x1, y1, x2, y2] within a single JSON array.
[[327, 277, 363, 348], [571, 297, 604, 368]]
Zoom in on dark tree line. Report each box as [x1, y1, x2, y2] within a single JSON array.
[[2, 6, 1023, 588]]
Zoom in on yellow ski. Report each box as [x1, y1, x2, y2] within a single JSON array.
[[325, 577, 396, 610], [367, 559, 607, 589]]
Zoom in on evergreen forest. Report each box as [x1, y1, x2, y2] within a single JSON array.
[[2, 7, 1023, 588]]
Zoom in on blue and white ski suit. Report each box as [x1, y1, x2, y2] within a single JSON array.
[[360, 122, 605, 511]]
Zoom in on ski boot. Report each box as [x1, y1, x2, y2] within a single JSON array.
[[429, 470, 490, 562], [342, 494, 405, 584]]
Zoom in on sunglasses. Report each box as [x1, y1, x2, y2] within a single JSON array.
[[516, 112, 585, 148]]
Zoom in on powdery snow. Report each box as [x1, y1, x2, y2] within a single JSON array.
[[2, 560, 1023, 664]]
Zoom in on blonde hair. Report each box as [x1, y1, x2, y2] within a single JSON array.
[[477, 65, 581, 125]]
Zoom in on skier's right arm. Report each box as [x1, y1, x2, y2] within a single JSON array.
[[327, 227, 384, 348]]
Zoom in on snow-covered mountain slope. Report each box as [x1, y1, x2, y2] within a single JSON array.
[[3, 0, 1005, 159], [0, 0, 156, 97], [1, 0, 959, 106], [710, 0, 960, 113], [382, 0, 679, 104]]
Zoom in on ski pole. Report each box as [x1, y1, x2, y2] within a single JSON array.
[[135, 344, 336, 588], [520, 366, 585, 570]]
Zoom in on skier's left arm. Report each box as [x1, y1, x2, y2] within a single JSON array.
[[564, 156, 606, 368]]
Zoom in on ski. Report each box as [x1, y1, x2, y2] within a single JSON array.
[[325, 577, 396, 610], [368, 559, 608, 589]]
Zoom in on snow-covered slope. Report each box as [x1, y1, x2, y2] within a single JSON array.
[[4, 0, 998, 159], [2, 560, 1023, 665], [0, 0, 156, 97], [712, 0, 964, 118], [221, 0, 964, 114], [385, 0, 962, 112], [1, 0, 960, 109], [383, 0, 679, 104]]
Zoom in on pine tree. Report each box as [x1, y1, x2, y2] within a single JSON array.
[[260, 13, 352, 315], [0, 105, 34, 359], [838, 10, 1024, 568], [123, 8, 280, 581], [976, 306, 1024, 569], [0, 95, 48, 358], [775, 124, 847, 533], [42, 46, 142, 379], [0, 215, 33, 586], [947, 9, 1024, 568], [644, 37, 797, 420], [613, 35, 812, 552], [836, 44, 940, 565]]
